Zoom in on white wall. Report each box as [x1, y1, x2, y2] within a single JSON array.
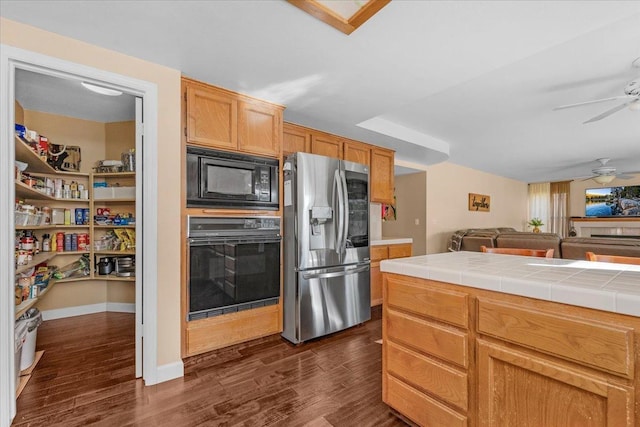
[[425, 162, 528, 254]]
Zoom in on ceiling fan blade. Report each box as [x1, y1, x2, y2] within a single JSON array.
[[583, 102, 631, 124], [619, 171, 640, 178], [553, 95, 631, 110]]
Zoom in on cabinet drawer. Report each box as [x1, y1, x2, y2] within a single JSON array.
[[385, 374, 467, 427], [386, 309, 468, 368], [387, 276, 468, 328], [477, 298, 634, 378], [388, 244, 411, 259], [371, 245, 388, 262], [387, 340, 468, 411]]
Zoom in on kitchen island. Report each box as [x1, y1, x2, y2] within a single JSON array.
[[380, 251, 640, 427]]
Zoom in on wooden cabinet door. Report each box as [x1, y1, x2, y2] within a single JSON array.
[[283, 123, 311, 156], [477, 339, 634, 427], [186, 85, 237, 149], [370, 245, 388, 306], [343, 139, 371, 166], [311, 132, 343, 159], [238, 100, 281, 157], [371, 147, 394, 204], [388, 243, 412, 259]]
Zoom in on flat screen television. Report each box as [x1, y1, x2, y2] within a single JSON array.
[[585, 185, 640, 217]]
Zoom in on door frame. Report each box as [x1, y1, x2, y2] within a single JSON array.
[[0, 45, 159, 426]]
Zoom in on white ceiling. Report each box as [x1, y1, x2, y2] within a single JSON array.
[[2, 1, 640, 183]]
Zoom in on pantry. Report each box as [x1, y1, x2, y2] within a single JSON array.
[[12, 68, 139, 395]]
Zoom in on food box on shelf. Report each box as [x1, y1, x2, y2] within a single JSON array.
[[14, 211, 44, 227], [93, 186, 135, 200]]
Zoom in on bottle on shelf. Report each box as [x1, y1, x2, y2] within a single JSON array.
[[42, 234, 51, 252]]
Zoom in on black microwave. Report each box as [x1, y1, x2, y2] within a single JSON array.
[[186, 146, 279, 210]]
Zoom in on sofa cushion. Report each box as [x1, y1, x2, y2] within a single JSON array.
[[561, 237, 640, 260], [496, 232, 562, 258]]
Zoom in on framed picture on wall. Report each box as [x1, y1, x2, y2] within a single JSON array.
[[469, 193, 490, 212]]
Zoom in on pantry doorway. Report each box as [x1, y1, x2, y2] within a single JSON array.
[[1, 45, 159, 427]]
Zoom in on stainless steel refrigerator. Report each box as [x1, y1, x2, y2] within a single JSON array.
[[282, 152, 371, 344]]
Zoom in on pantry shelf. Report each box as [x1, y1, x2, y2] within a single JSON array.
[[15, 252, 57, 275]]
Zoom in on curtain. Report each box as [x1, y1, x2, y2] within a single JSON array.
[[528, 183, 550, 232], [550, 181, 571, 237]]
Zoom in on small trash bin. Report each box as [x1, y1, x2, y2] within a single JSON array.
[[14, 321, 27, 388], [18, 308, 42, 371]]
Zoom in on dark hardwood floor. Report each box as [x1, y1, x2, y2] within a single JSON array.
[[13, 307, 407, 426]]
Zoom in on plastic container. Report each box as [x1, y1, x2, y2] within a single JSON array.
[[14, 321, 27, 388], [18, 308, 42, 371]]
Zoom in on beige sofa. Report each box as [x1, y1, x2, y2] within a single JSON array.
[[449, 228, 640, 260]]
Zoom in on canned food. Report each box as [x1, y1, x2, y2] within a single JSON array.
[[78, 234, 88, 251], [75, 208, 84, 225], [21, 236, 34, 250], [56, 232, 64, 252], [64, 234, 72, 252]]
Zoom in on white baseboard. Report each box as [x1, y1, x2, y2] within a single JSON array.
[[41, 302, 135, 321], [154, 360, 184, 384], [106, 302, 136, 313]]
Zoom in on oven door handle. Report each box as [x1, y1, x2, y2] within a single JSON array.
[[188, 237, 281, 246]]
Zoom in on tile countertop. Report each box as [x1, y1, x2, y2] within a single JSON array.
[[371, 237, 413, 246], [380, 251, 640, 317]]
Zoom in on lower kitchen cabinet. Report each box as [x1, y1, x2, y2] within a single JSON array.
[[371, 242, 412, 306], [477, 339, 633, 427], [184, 304, 280, 356], [382, 273, 640, 427]]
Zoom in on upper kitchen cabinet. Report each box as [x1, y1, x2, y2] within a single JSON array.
[[283, 122, 311, 157], [183, 77, 283, 158], [370, 147, 394, 204], [185, 83, 237, 150], [311, 131, 343, 159], [238, 100, 282, 157], [343, 139, 371, 166]]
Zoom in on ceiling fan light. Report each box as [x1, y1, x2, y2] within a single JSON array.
[[81, 81, 122, 96], [593, 175, 616, 184], [629, 100, 640, 111]]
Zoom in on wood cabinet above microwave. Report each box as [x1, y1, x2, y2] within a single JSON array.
[[183, 77, 284, 158]]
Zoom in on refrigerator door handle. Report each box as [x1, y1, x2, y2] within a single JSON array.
[[302, 264, 370, 280], [340, 169, 349, 252], [334, 169, 345, 256]]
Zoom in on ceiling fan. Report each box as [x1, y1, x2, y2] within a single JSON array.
[[581, 158, 640, 184], [553, 58, 640, 124]]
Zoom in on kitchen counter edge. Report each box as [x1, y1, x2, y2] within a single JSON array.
[[371, 237, 413, 246], [380, 251, 640, 317]]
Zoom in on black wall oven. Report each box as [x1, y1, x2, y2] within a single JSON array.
[[186, 145, 279, 210], [187, 216, 281, 321]]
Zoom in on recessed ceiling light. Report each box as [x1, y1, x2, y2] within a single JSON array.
[[81, 81, 122, 96]]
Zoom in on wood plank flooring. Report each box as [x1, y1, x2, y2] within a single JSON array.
[[13, 306, 407, 426]]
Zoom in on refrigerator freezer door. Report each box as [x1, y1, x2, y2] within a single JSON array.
[[288, 263, 371, 343]]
